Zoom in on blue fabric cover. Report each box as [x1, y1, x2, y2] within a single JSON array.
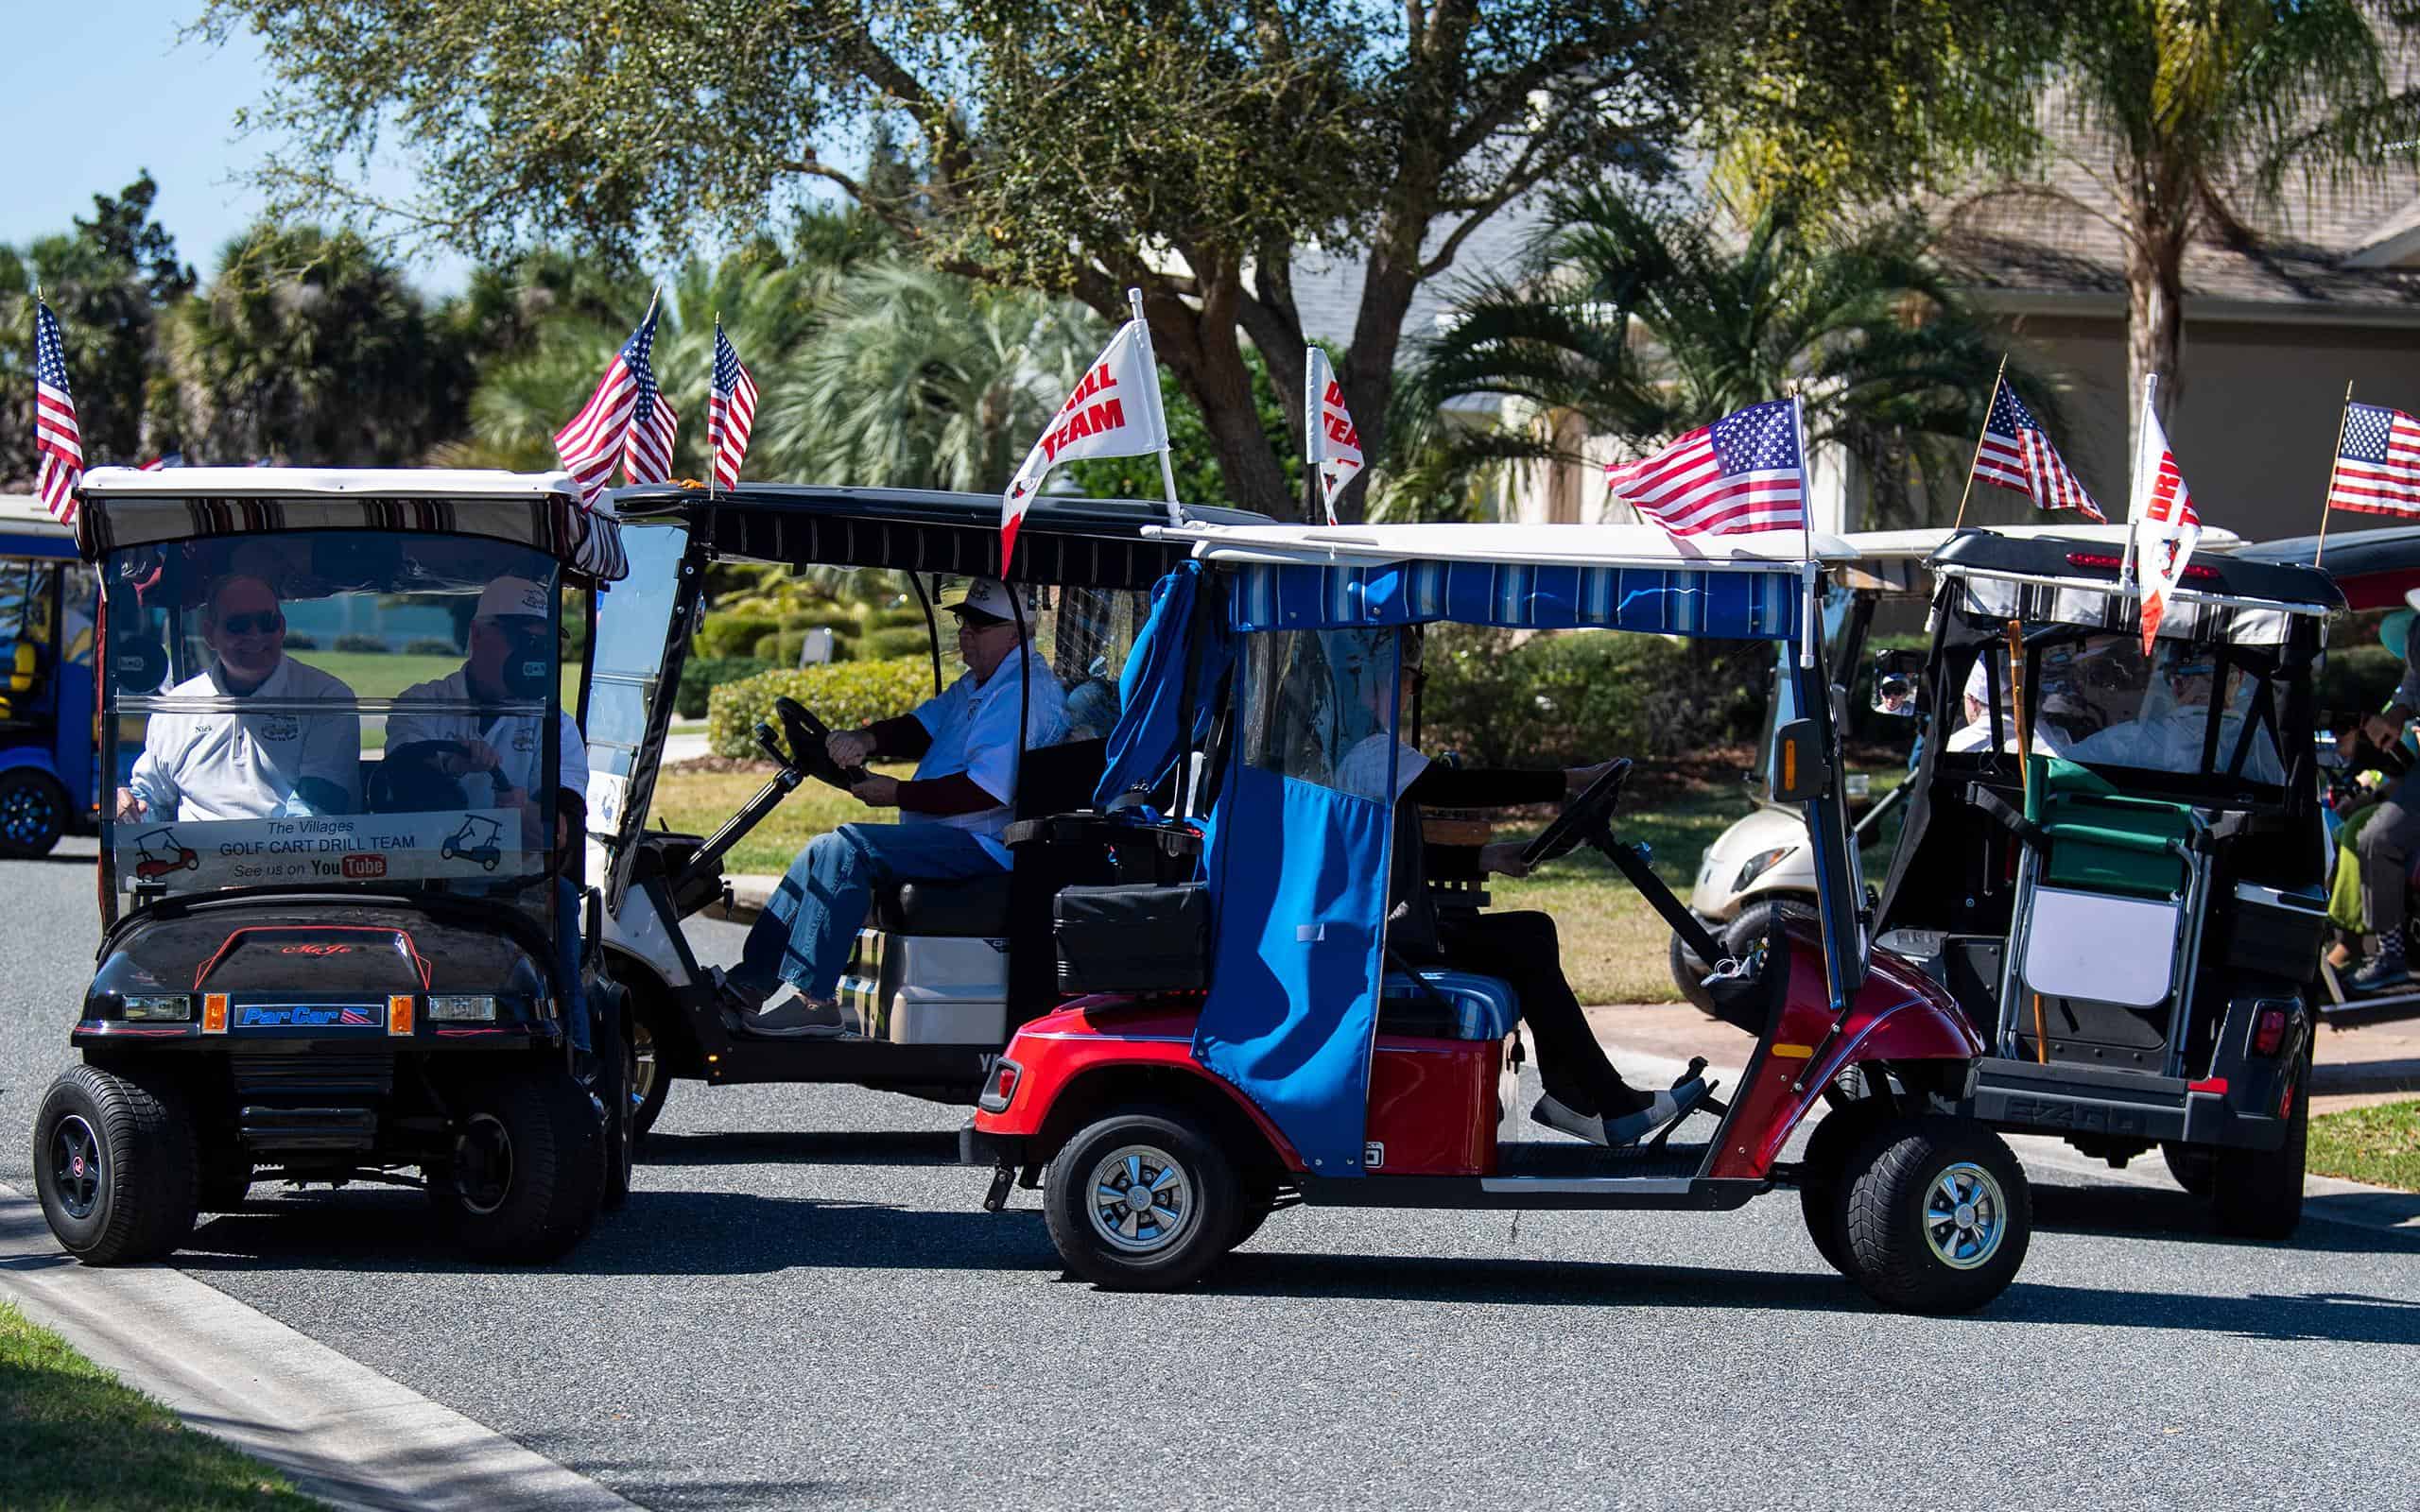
[[1191, 761, 1393, 1176], [1095, 562, 1233, 806], [1228, 558, 1803, 639], [1381, 969, 1521, 1040]]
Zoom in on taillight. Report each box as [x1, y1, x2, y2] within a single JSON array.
[[2252, 1005, 2289, 1057], [978, 1058, 1022, 1114]]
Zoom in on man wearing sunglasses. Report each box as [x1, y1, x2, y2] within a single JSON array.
[[119, 573, 362, 822]]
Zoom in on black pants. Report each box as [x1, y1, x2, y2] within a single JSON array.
[[1436, 910, 1637, 1117]]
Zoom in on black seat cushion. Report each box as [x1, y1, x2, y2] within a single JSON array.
[[873, 871, 1017, 936]]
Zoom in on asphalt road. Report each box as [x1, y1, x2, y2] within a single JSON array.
[[5, 847, 2417, 1511]]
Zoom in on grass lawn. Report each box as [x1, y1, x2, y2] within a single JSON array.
[[645, 761, 1835, 1005], [2308, 1100, 2420, 1192], [277, 652, 583, 751], [0, 1300, 326, 1511]]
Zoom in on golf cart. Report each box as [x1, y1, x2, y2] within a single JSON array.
[[1673, 524, 2240, 1006], [966, 522, 2034, 1314], [586, 485, 1271, 1136], [2234, 524, 2420, 1024], [31, 467, 632, 1265], [1871, 529, 2340, 1238], [0, 493, 98, 856]]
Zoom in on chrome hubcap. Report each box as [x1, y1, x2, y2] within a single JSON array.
[[457, 1113, 515, 1215], [629, 1018, 657, 1116], [1924, 1160, 2007, 1270], [2, 784, 56, 848], [1084, 1143, 1195, 1255], [50, 1115, 102, 1220]]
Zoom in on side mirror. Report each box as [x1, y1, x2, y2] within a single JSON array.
[[1870, 648, 1923, 718], [1770, 717, 1834, 802]]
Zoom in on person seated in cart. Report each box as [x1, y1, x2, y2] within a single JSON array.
[[117, 572, 361, 821], [1337, 630, 1708, 1147], [1944, 654, 2062, 757], [2342, 596, 2420, 992], [387, 575, 596, 1059], [2064, 641, 2283, 784], [715, 576, 1068, 1036]]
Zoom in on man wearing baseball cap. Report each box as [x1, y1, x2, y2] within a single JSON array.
[[716, 576, 1069, 1035], [389, 575, 596, 1059], [2344, 588, 2420, 992]]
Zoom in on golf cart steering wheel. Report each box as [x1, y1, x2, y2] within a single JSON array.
[[772, 697, 870, 792], [1518, 759, 1633, 869], [371, 741, 475, 815]]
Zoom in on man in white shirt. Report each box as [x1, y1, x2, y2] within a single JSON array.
[[387, 575, 596, 1057], [119, 575, 361, 822], [716, 577, 1067, 1036]]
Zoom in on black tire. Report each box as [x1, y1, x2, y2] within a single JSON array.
[[628, 994, 673, 1142], [590, 975, 634, 1211], [1796, 1097, 1897, 1277], [198, 1150, 255, 1213], [0, 769, 68, 858], [438, 1074, 605, 1263], [2211, 1073, 2308, 1241], [1044, 1106, 1240, 1290], [1669, 930, 1718, 1014], [32, 1065, 200, 1264], [2160, 1141, 2217, 1198], [1838, 1115, 2031, 1314]]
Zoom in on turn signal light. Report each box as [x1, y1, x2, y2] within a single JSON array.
[[201, 993, 229, 1034], [388, 994, 416, 1036], [978, 1058, 1022, 1114], [2252, 1005, 2289, 1057]]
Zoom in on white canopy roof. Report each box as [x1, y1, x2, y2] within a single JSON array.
[[78, 466, 584, 501], [1153, 521, 1857, 571], [0, 494, 74, 539]]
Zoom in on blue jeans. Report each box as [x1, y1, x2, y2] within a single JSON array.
[[556, 877, 590, 1054], [731, 823, 1005, 1001]]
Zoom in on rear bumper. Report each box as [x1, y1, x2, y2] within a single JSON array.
[[960, 1121, 1023, 1168], [1966, 1057, 2290, 1152]]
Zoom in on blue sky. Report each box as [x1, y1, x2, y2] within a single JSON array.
[[6, 1, 468, 291]]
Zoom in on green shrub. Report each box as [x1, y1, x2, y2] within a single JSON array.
[[708, 658, 935, 757], [861, 625, 936, 662], [697, 613, 777, 660], [282, 632, 319, 650], [404, 637, 460, 656], [752, 626, 861, 666], [1420, 626, 1766, 765], [334, 633, 388, 654], [677, 656, 773, 719], [2319, 616, 2403, 719]]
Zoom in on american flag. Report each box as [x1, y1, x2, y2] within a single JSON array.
[[1602, 398, 1806, 537], [1974, 379, 2104, 521], [137, 451, 184, 470], [708, 321, 759, 490], [2328, 402, 2420, 517], [554, 292, 671, 503], [32, 301, 84, 524]]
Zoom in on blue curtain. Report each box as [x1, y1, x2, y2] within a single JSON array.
[[1094, 562, 1232, 806]]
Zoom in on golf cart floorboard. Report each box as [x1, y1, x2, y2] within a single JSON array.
[[1494, 1141, 1709, 1180]]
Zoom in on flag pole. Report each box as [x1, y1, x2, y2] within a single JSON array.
[[2119, 373, 2156, 597], [2316, 379, 2354, 570], [1127, 287, 1183, 525], [1952, 354, 2008, 531], [1304, 347, 1323, 524], [708, 313, 719, 504], [1793, 392, 1816, 671]]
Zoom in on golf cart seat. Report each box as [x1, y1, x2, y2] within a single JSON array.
[[872, 873, 1018, 937], [1378, 969, 1521, 1040]]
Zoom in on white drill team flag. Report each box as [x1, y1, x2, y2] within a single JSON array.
[[2129, 383, 2203, 656], [1305, 347, 1363, 524], [1000, 319, 1168, 572]]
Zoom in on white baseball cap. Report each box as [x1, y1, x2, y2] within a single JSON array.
[[475, 576, 551, 621], [939, 576, 1019, 623]]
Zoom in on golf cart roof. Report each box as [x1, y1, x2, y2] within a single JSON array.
[[1158, 521, 1858, 569], [1928, 527, 2343, 626], [74, 466, 628, 582], [0, 493, 76, 546], [2235, 525, 2420, 610], [607, 483, 1273, 591], [1846, 522, 2241, 559]]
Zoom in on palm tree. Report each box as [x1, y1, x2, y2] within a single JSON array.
[[1412, 187, 2048, 530], [2017, 3, 2420, 448]]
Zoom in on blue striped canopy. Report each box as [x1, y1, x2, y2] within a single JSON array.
[[1226, 558, 1805, 638]]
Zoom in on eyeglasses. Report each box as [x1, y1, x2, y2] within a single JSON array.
[[218, 611, 285, 636]]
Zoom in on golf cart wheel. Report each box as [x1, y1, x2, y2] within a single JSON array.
[[1044, 1106, 1240, 1290], [32, 1065, 200, 1264], [1668, 931, 1719, 1015], [2210, 1069, 2308, 1241], [0, 769, 68, 857], [440, 1074, 604, 1263], [588, 973, 635, 1211], [1838, 1116, 2031, 1314], [1796, 1095, 1897, 1277], [628, 997, 670, 1140], [2159, 1142, 2217, 1198]]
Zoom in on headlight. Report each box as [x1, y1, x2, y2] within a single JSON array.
[[427, 994, 499, 1022], [121, 993, 193, 1022], [1733, 846, 1793, 893]]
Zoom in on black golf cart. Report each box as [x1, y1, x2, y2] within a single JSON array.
[[585, 485, 1269, 1136], [1872, 529, 2341, 1238], [32, 467, 633, 1264]]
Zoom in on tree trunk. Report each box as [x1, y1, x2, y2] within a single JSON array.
[[2122, 222, 2187, 480], [1138, 277, 1297, 518]]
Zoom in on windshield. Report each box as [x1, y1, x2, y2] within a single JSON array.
[[1950, 631, 2285, 786], [101, 530, 565, 914]]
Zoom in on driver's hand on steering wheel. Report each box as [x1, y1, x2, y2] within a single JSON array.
[[849, 773, 900, 809], [1478, 841, 1531, 879], [435, 738, 500, 778], [827, 729, 876, 769], [114, 787, 147, 821], [1564, 758, 1621, 798]]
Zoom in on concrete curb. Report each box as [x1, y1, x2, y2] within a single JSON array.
[[0, 1185, 640, 1512]]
